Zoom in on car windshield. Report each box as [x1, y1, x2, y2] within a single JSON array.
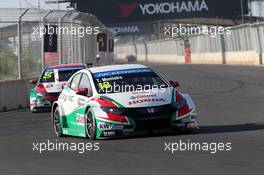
[[40, 67, 83, 83], [92, 68, 168, 94], [58, 69, 81, 81]]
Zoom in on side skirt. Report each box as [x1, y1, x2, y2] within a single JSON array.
[[61, 128, 86, 138]]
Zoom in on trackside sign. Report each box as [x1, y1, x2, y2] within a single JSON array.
[[77, 0, 248, 24], [106, 22, 154, 36], [108, 25, 140, 35], [139, 0, 209, 15]]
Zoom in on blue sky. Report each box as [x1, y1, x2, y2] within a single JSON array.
[[0, 0, 68, 9]]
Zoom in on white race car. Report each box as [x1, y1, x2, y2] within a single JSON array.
[[51, 64, 198, 139]]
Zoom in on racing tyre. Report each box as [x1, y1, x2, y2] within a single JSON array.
[[86, 110, 96, 140], [53, 107, 63, 137]]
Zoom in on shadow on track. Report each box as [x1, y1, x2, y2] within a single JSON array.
[[52, 123, 264, 141], [197, 123, 264, 134], [102, 123, 264, 141]]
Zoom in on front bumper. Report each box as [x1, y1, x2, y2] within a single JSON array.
[[96, 105, 198, 138]]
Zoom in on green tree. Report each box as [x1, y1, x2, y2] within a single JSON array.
[[22, 47, 37, 78], [0, 47, 17, 80]]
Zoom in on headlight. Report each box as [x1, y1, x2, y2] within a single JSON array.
[[100, 106, 128, 115]]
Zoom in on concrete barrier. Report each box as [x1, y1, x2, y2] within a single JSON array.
[[146, 54, 185, 64], [191, 52, 223, 64], [136, 54, 147, 62], [115, 53, 185, 64], [115, 50, 263, 66], [190, 51, 262, 65], [225, 51, 261, 65], [115, 54, 128, 61], [0, 79, 33, 112]]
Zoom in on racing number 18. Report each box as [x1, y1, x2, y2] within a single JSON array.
[[99, 82, 111, 89]]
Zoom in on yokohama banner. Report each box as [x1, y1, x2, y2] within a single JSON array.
[[77, 0, 248, 24], [106, 22, 154, 36]]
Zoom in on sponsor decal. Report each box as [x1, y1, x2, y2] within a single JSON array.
[[132, 91, 150, 95], [139, 0, 208, 15], [93, 68, 152, 78], [103, 131, 116, 136], [77, 0, 248, 24], [109, 25, 140, 35], [130, 94, 157, 100], [112, 125, 124, 130], [128, 98, 166, 105], [98, 122, 111, 130], [118, 4, 138, 17], [59, 94, 74, 102], [101, 76, 123, 82], [106, 22, 154, 36], [137, 94, 157, 99], [76, 114, 84, 124], [117, 0, 209, 17]]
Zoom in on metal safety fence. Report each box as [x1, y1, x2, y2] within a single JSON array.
[[115, 22, 264, 64], [0, 8, 113, 81], [188, 23, 263, 53]]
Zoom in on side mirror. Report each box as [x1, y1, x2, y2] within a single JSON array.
[[76, 88, 88, 96], [30, 79, 38, 84], [169, 80, 180, 88]]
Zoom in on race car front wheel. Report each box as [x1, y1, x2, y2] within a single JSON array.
[[53, 107, 62, 137], [86, 110, 96, 140]]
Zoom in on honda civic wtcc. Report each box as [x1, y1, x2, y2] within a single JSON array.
[[51, 64, 198, 139], [30, 63, 88, 112]]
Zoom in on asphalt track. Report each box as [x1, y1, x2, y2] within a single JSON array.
[[0, 63, 264, 175]]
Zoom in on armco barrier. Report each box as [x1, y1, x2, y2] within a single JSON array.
[[0, 79, 32, 112]]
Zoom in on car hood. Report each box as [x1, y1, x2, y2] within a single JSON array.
[[98, 87, 173, 108]]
